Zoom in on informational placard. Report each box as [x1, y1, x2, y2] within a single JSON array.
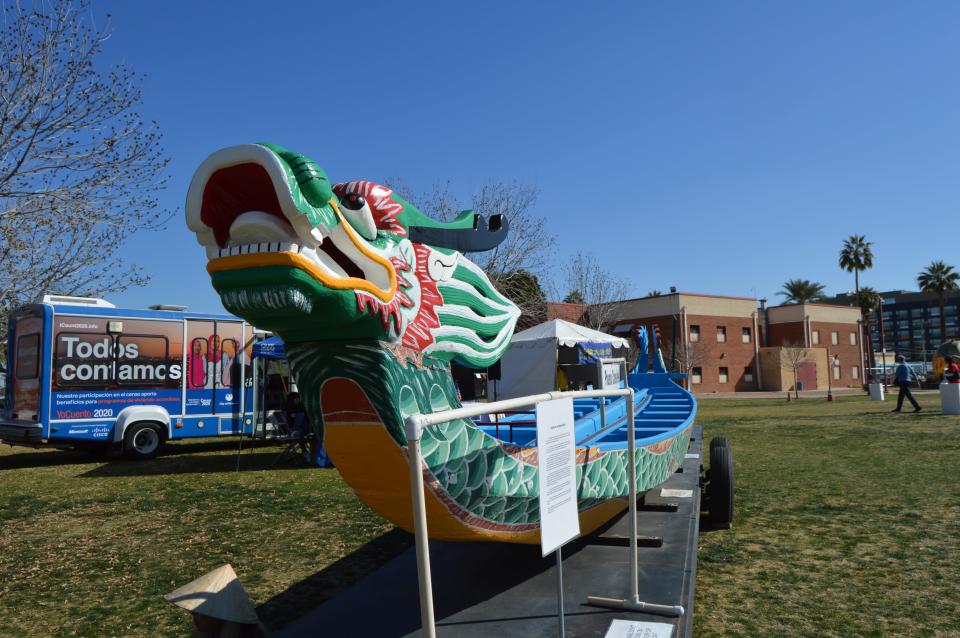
[[601, 361, 623, 389], [536, 397, 580, 556], [660, 488, 693, 499], [604, 619, 674, 638]]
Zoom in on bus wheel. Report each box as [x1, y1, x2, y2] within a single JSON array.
[[124, 423, 163, 460]]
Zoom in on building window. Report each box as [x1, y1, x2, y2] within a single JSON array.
[[852, 365, 859, 380], [690, 325, 700, 342], [742, 327, 751, 343], [833, 365, 841, 380], [743, 366, 753, 382], [717, 326, 726, 343], [831, 331, 839, 345], [849, 332, 857, 345], [719, 367, 729, 383], [691, 367, 702, 384], [812, 330, 820, 345]]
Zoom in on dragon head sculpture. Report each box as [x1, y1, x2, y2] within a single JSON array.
[[185, 143, 519, 367]]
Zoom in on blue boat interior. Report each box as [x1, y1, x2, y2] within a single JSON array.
[[476, 372, 695, 452]]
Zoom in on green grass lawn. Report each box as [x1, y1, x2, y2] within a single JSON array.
[[695, 392, 960, 637], [0, 440, 410, 637], [2, 393, 958, 637]]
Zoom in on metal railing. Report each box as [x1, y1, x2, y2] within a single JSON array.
[[403, 383, 683, 637]]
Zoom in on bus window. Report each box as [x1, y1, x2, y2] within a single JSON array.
[[188, 337, 209, 389], [220, 338, 240, 388], [15, 334, 40, 379], [12, 315, 43, 419], [216, 322, 243, 390], [116, 334, 176, 388], [54, 331, 114, 388]]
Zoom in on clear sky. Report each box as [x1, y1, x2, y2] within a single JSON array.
[[95, 0, 960, 313]]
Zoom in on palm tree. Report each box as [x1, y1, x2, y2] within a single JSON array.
[[917, 261, 960, 339], [839, 235, 874, 295], [855, 286, 881, 316], [778, 279, 827, 304]]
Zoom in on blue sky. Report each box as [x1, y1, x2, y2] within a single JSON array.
[[97, 1, 960, 312]]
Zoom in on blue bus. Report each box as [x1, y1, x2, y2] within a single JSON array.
[[2, 295, 261, 459]]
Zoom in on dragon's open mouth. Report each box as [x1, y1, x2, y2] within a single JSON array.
[[185, 144, 396, 302]]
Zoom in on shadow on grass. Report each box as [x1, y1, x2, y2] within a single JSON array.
[[256, 528, 414, 630], [80, 440, 314, 477], [698, 514, 732, 535], [0, 446, 91, 471]]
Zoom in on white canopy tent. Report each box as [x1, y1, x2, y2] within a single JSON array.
[[491, 319, 630, 400]]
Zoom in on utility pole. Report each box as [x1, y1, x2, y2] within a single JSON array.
[[827, 350, 834, 401], [878, 299, 888, 385]]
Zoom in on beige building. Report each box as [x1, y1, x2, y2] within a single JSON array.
[[763, 303, 865, 387], [758, 347, 832, 392]]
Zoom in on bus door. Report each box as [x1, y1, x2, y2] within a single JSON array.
[[10, 310, 43, 423], [184, 320, 242, 432], [215, 322, 243, 433]]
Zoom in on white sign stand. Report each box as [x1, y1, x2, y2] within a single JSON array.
[[537, 397, 580, 637]]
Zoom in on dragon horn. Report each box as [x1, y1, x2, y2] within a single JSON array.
[[408, 213, 509, 253]]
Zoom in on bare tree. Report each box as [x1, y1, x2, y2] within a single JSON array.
[[562, 252, 629, 332], [779, 341, 809, 398], [0, 1, 170, 353], [664, 338, 708, 389]]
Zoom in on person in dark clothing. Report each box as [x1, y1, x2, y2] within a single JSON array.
[[282, 391, 310, 455], [892, 355, 922, 413], [945, 356, 960, 384]]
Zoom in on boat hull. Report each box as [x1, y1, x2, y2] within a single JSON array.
[[319, 373, 693, 543]]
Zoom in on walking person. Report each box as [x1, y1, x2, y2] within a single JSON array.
[[892, 355, 922, 413]]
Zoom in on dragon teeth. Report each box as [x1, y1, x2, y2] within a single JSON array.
[[214, 243, 300, 258]]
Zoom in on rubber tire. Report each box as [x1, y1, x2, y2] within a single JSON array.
[[123, 423, 163, 460], [708, 445, 734, 528], [709, 436, 730, 453]]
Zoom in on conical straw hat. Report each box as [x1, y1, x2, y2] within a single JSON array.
[[164, 564, 260, 625]]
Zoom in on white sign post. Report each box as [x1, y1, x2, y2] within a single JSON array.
[[537, 397, 580, 637]]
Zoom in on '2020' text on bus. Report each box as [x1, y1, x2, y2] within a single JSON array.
[[2, 295, 258, 459]]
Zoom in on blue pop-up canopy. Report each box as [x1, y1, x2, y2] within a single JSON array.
[[252, 336, 285, 359]]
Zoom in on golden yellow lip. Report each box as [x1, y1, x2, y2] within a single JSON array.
[[206, 199, 397, 303]]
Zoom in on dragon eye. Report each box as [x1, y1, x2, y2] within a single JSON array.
[[342, 193, 366, 211], [337, 191, 377, 240]]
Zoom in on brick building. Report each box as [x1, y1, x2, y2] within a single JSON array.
[[545, 301, 585, 324], [762, 302, 865, 387], [601, 293, 865, 393], [607, 293, 761, 393]]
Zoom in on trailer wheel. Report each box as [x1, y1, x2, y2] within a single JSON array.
[[124, 423, 163, 460], [707, 445, 734, 528], [709, 436, 730, 453]]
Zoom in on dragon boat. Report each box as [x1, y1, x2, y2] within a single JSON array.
[[185, 143, 695, 543]]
